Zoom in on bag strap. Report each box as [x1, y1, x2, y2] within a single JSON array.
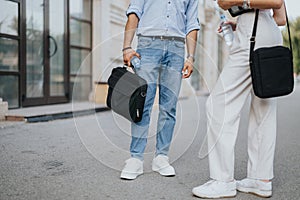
[[250, 9, 260, 60], [250, 4, 293, 62]]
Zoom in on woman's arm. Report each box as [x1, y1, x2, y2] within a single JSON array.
[[273, 2, 286, 26], [218, 0, 283, 10]]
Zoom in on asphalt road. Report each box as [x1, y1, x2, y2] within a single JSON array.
[[0, 83, 300, 200]]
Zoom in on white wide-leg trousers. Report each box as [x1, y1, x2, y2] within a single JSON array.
[[207, 11, 282, 181]]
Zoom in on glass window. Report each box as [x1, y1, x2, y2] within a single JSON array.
[[0, 0, 19, 35], [69, 0, 92, 102], [70, 0, 91, 21], [70, 20, 91, 48], [70, 49, 91, 75], [0, 75, 19, 108], [0, 37, 18, 71]]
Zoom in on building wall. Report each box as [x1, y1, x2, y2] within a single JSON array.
[[92, 0, 130, 84]]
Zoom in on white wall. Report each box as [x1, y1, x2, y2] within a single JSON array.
[[92, 0, 130, 84]]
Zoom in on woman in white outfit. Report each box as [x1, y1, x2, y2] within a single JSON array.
[[192, 0, 287, 199]]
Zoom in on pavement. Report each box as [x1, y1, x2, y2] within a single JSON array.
[[0, 83, 300, 200]]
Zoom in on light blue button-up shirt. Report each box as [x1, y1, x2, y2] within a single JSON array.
[[126, 0, 200, 38]]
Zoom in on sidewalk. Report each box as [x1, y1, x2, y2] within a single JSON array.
[[6, 102, 109, 122], [0, 84, 299, 200]]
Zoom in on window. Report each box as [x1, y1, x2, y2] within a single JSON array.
[[0, 0, 20, 108], [69, 0, 92, 101], [0, 37, 18, 72], [0, 0, 19, 36], [0, 75, 19, 108]]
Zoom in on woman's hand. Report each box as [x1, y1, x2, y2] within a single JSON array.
[[218, 21, 237, 33], [217, 0, 235, 10]]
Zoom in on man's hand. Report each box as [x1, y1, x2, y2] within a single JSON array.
[[217, 0, 234, 10], [123, 49, 140, 67], [182, 58, 194, 79]]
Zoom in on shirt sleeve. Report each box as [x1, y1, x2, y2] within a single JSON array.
[[126, 0, 145, 19], [185, 0, 201, 34]]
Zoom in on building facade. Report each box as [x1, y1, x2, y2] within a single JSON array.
[[0, 0, 228, 109]]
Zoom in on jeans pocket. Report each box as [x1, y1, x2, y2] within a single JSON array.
[[138, 37, 152, 48], [174, 40, 185, 49]]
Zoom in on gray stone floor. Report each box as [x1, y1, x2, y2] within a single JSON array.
[[0, 84, 300, 200]]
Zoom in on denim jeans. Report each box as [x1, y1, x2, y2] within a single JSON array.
[[130, 36, 185, 160]]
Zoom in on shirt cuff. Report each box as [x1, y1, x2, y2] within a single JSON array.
[[186, 23, 201, 35], [126, 6, 142, 19]]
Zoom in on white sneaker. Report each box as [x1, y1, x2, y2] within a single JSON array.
[[192, 180, 237, 199], [152, 155, 175, 177], [120, 158, 143, 180], [237, 178, 272, 198]]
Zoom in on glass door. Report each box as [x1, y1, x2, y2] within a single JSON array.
[[49, 0, 68, 98], [22, 0, 69, 106], [25, 0, 44, 100]]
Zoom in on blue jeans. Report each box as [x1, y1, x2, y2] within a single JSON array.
[[130, 36, 185, 160]]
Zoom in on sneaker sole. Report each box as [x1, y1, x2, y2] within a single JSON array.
[[120, 171, 143, 180], [192, 190, 237, 199], [237, 186, 272, 198], [153, 170, 176, 177], [152, 168, 176, 177]]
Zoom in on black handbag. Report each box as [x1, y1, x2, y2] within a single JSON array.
[[106, 66, 147, 123], [249, 9, 294, 98]]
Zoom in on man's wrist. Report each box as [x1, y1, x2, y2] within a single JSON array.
[[122, 46, 132, 52], [186, 54, 195, 62]]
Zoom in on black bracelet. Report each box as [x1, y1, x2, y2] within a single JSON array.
[[122, 47, 132, 52]]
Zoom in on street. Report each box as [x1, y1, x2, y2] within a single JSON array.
[[1, 83, 300, 200]]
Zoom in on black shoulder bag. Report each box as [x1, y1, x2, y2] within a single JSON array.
[[250, 9, 294, 98], [106, 66, 147, 123]]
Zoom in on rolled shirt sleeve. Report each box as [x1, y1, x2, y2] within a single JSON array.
[[126, 0, 145, 19], [185, 0, 201, 34]]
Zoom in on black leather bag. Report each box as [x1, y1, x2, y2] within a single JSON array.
[[106, 66, 147, 123], [249, 9, 294, 98]]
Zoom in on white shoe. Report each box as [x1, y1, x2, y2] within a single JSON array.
[[120, 158, 143, 180], [237, 178, 272, 198], [152, 155, 175, 176], [192, 180, 237, 199]]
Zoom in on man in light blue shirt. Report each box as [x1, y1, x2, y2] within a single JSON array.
[[121, 0, 200, 180]]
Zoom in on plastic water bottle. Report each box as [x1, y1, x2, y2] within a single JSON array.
[[220, 14, 234, 46], [130, 56, 141, 69], [126, 56, 140, 73]]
